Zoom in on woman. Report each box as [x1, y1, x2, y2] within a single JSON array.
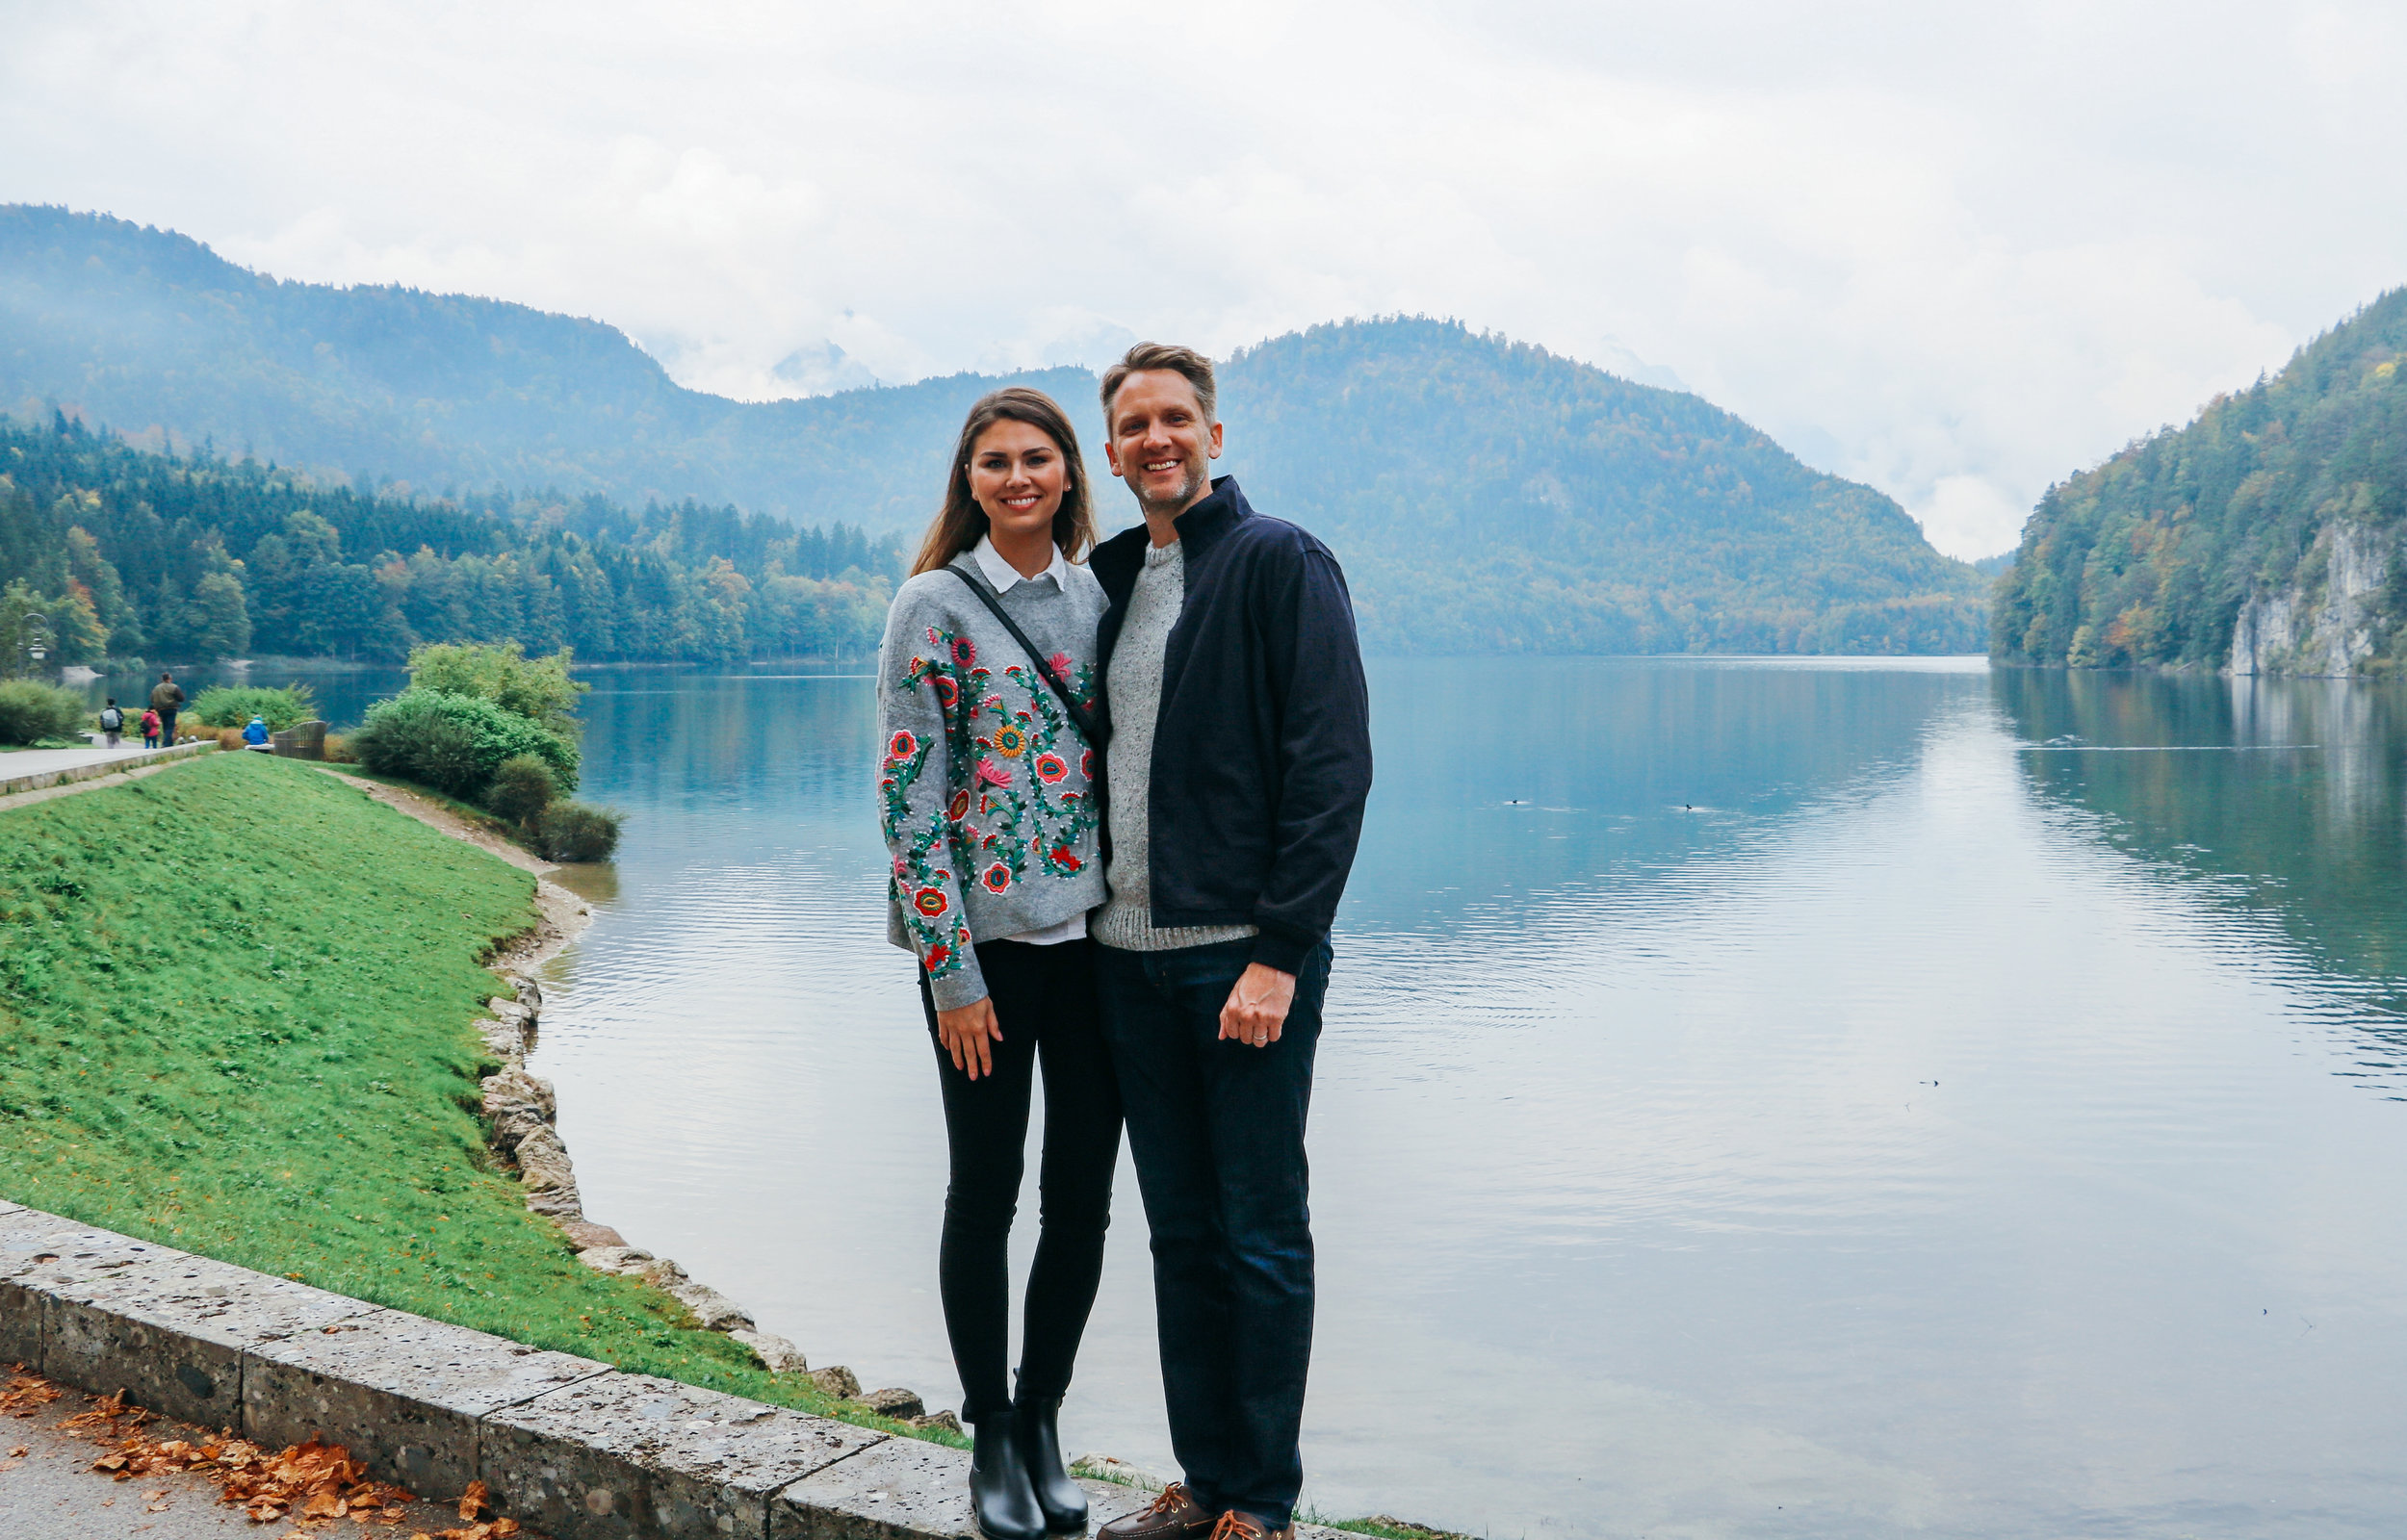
[[876, 387, 1118, 1540]]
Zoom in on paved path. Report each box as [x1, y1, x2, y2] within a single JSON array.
[[0, 1381, 472, 1539], [0, 741, 166, 778]]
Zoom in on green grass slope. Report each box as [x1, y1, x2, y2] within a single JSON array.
[[0, 752, 905, 1430], [1993, 287, 2407, 670]]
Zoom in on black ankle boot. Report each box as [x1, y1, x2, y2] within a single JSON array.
[[1014, 1396, 1089, 1533], [970, 1407, 1048, 1540]]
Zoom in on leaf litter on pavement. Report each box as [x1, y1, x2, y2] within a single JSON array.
[[5, 1367, 533, 1539]]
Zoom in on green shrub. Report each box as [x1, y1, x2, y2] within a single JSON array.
[[407, 642, 587, 739], [535, 801, 622, 862], [0, 680, 91, 745], [351, 689, 579, 799], [191, 682, 319, 731], [485, 754, 558, 825]]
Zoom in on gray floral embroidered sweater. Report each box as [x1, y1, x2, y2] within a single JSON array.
[[876, 553, 1107, 1010]]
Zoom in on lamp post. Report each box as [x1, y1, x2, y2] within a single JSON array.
[[14, 611, 48, 678]]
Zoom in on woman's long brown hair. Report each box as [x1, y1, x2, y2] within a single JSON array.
[[909, 387, 1098, 577]]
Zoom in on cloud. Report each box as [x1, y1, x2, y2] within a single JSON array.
[[5, 0, 2404, 556]]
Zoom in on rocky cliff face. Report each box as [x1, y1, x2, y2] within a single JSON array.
[[2229, 521, 2398, 677]]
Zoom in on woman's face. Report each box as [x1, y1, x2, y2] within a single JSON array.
[[968, 419, 1068, 548]]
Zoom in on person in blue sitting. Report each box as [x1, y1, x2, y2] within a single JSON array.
[[242, 715, 273, 752]]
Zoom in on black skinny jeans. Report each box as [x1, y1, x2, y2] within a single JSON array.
[[920, 937, 1123, 1425]]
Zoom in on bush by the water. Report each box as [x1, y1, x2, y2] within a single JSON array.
[[408, 642, 586, 739], [535, 801, 622, 862], [484, 754, 557, 825], [351, 689, 579, 799], [192, 681, 318, 731], [0, 679, 91, 745]]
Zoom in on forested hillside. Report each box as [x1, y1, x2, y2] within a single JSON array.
[[1221, 320, 1985, 653], [0, 413, 898, 666], [1993, 288, 2407, 674], [0, 205, 1082, 526], [4, 205, 1987, 657]]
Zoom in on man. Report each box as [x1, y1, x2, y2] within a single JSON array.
[[1090, 344, 1372, 1540], [149, 671, 185, 745]]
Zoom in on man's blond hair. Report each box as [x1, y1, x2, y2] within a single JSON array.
[[1100, 342, 1217, 425]]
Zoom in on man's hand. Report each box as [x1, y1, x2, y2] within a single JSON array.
[[936, 996, 1003, 1080], [1219, 962, 1296, 1048]]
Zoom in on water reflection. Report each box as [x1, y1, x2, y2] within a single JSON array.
[[1999, 668, 2407, 1028]]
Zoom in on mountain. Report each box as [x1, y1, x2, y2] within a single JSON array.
[[0, 204, 1082, 528], [1219, 321, 1984, 653], [2, 204, 1984, 656], [1993, 288, 2407, 676]]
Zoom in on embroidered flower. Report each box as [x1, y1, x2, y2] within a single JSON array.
[[913, 886, 949, 918], [887, 730, 919, 763], [992, 723, 1028, 758], [976, 757, 1012, 787], [1079, 749, 1095, 780], [982, 862, 1013, 894], [925, 942, 952, 971], [933, 674, 959, 710], [952, 636, 977, 667], [925, 627, 942, 647], [1050, 844, 1081, 872], [1048, 651, 1073, 677], [946, 790, 971, 822], [1034, 752, 1069, 784]]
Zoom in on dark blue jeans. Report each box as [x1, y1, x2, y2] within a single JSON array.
[[1097, 937, 1333, 1530]]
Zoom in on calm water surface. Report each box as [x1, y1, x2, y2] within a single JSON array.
[[121, 657, 2407, 1537]]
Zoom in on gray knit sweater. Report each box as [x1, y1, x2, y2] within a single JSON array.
[[877, 553, 1107, 1009], [1092, 540, 1258, 952]]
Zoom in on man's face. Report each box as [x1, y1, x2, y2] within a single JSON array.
[[1104, 370, 1223, 517]]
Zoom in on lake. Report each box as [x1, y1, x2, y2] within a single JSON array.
[[79, 656, 2407, 1537]]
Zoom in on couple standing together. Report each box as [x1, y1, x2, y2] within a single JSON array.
[[875, 344, 1373, 1540]]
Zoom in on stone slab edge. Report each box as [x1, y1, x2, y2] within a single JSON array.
[[0, 739, 215, 797], [0, 1200, 1216, 1540]]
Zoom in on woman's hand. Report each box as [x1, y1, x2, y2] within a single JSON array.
[[937, 996, 1004, 1080]]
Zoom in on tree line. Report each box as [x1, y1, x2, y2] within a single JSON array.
[[1992, 287, 2407, 671], [0, 412, 901, 667]]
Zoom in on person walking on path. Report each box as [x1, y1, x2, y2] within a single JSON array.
[[876, 387, 1121, 1540], [98, 699, 123, 749], [139, 707, 160, 749], [149, 673, 185, 745], [1088, 345, 1373, 1540]]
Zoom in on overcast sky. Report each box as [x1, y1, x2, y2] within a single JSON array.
[[9, 0, 2405, 556]]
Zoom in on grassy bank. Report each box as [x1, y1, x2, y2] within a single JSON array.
[[0, 751, 901, 1434]]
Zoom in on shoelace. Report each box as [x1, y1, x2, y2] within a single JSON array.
[[1136, 1483, 1196, 1520], [1207, 1513, 1270, 1540]]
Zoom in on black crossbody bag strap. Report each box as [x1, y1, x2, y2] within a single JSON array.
[[945, 566, 1102, 746]]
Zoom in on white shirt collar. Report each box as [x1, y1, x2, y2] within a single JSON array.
[[971, 533, 1069, 593]]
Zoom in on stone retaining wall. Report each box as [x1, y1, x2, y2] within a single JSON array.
[[0, 1200, 1217, 1540]]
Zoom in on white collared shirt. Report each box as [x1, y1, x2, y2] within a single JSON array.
[[966, 532, 1088, 950], [971, 533, 1070, 594]]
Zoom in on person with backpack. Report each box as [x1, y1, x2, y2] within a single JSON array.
[[140, 706, 161, 749], [149, 672, 186, 744], [875, 387, 1115, 1540], [98, 698, 124, 748]]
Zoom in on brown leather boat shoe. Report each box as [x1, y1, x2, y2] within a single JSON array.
[[1204, 1511, 1293, 1540], [1098, 1483, 1217, 1540]]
